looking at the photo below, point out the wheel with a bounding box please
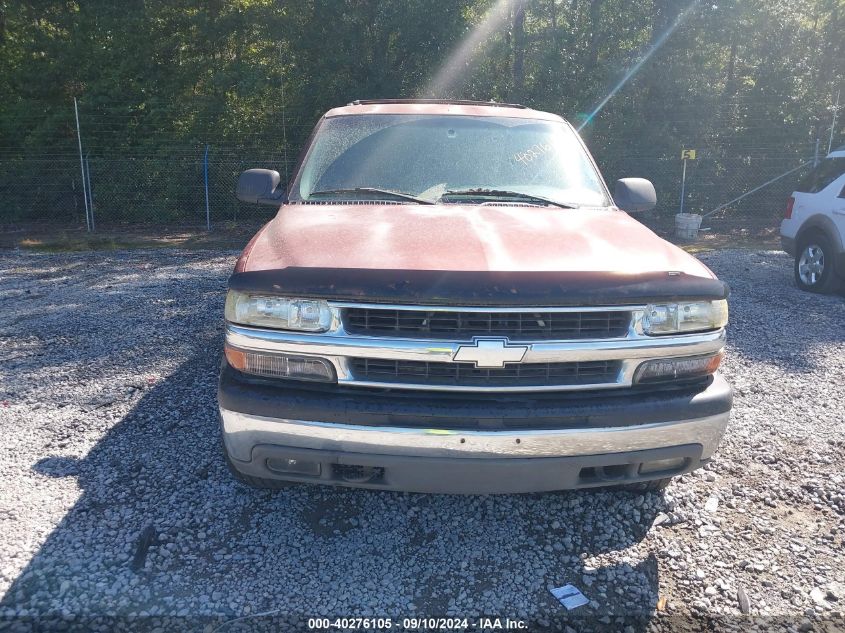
[223,445,299,489]
[609,477,672,493]
[794,232,841,294]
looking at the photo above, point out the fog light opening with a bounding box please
[639,457,687,475]
[266,457,322,477]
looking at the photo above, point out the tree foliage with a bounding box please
[0,0,842,223]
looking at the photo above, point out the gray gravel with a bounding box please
[0,248,843,631]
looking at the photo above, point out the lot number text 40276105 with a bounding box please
[307,617,529,630]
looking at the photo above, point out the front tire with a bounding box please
[794,233,841,294]
[609,477,672,493]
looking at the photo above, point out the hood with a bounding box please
[240,203,714,279]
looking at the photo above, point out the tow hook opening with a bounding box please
[579,464,631,483]
[578,457,689,485]
[331,464,385,484]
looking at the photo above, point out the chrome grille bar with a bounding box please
[343,307,631,340]
[348,358,621,387]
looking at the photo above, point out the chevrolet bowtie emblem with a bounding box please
[452,339,529,368]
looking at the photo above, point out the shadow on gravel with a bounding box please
[3,342,663,631]
[1,350,666,631]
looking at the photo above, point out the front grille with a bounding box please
[343,308,631,340]
[349,358,621,387]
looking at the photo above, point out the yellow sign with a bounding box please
[681,149,697,160]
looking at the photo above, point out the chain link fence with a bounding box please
[0,147,297,229]
[599,152,807,229]
[0,143,815,233]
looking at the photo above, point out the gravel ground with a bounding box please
[0,248,843,632]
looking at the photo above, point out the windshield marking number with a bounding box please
[514,142,552,165]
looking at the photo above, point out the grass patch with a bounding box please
[651,218,782,253]
[675,230,781,254]
[3,225,260,252]
[19,236,157,252]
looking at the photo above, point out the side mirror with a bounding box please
[614,178,657,213]
[237,169,285,205]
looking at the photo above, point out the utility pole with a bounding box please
[73,97,91,232]
[280,43,289,183]
[204,144,211,231]
[85,154,94,231]
[828,88,840,155]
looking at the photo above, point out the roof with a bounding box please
[829,144,845,157]
[349,99,528,109]
[324,99,565,122]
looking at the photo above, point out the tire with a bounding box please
[223,445,299,490]
[609,477,672,493]
[794,232,841,294]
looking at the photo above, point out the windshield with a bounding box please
[796,157,845,194]
[290,114,609,207]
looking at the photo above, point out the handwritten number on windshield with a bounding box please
[514,142,552,165]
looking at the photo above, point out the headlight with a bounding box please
[225,291,332,332]
[642,300,728,335]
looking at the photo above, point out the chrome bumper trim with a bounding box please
[226,323,725,362]
[220,408,730,463]
[329,302,639,313]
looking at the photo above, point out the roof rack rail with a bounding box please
[347,99,527,109]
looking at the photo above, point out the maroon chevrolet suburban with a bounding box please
[218,99,731,494]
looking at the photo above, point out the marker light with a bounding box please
[225,345,336,382]
[634,352,723,384]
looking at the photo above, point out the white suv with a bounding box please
[780,146,845,293]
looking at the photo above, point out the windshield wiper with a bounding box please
[309,187,435,205]
[440,188,579,209]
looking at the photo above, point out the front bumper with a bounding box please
[219,370,732,494]
[781,235,796,256]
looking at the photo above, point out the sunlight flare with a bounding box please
[423,0,513,98]
[578,1,700,131]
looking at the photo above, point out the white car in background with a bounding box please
[781,146,845,293]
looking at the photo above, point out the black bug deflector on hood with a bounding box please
[228,268,729,306]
